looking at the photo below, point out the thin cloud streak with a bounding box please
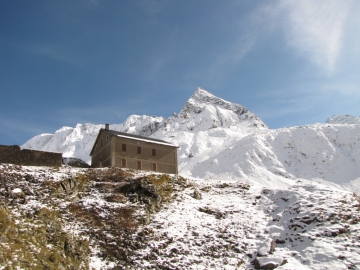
[0,116,52,137]
[281,0,353,75]
[6,39,84,67]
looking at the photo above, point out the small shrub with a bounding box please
[148,174,171,187]
[0,207,89,269]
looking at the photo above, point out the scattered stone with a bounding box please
[11,188,24,197]
[269,240,276,254]
[254,257,284,269]
[192,189,202,200]
[258,240,276,256]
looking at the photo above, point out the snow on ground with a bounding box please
[135,177,360,269]
[1,164,360,269]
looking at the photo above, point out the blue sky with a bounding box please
[1,0,359,145]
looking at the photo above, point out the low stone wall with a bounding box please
[0,145,62,167]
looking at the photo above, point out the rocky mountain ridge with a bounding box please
[326,114,360,125]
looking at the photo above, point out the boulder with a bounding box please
[192,189,202,200]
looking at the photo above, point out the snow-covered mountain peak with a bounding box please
[179,87,268,129]
[326,114,360,124]
[181,87,243,115]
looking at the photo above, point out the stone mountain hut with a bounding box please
[90,124,179,174]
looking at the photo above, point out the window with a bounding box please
[152,163,157,171]
[121,159,126,168]
[152,149,156,156]
[106,135,109,141]
[100,139,103,146]
[122,144,126,152]
[137,161,141,170]
[137,146,141,154]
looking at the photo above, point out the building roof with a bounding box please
[90,129,178,156]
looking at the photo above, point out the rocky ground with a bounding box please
[1,164,360,269]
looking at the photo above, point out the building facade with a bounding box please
[90,125,178,174]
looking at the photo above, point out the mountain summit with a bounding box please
[178,88,267,130]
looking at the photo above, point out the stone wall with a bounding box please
[0,145,62,167]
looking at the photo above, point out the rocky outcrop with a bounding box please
[62,157,90,168]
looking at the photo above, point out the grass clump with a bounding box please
[147,174,173,203]
[0,206,89,270]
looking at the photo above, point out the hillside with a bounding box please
[1,165,359,269]
[22,88,360,194]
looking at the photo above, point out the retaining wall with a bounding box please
[0,145,62,167]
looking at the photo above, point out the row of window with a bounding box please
[121,144,157,156]
[121,159,157,171]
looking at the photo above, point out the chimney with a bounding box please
[105,123,109,130]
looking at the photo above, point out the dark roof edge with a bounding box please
[90,129,178,156]
[102,129,178,147]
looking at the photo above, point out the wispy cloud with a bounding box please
[218,1,353,76]
[135,0,166,17]
[29,44,82,67]
[209,35,257,77]
[280,0,353,75]
[143,54,172,81]
[0,115,52,139]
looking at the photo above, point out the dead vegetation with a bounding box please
[0,204,89,269]
[0,164,187,268]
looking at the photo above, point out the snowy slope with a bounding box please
[143,177,360,270]
[21,88,360,194]
[2,164,360,269]
[179,123,360,194]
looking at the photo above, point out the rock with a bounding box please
[258,240,276,256]
[254,257,284,269]
[192,231,199,237]
[269,240,276,254]
[275,238,285,244]
[23,185,35,196]
[128,193,138,203]
[11,188,24,198]
[62,157,90,168]
[192,189,202,200]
